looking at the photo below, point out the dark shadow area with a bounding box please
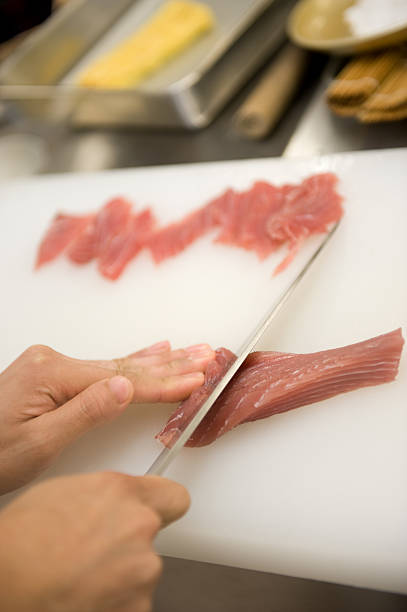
[155,557,407,612]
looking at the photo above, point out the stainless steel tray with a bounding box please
[0,0,294,129]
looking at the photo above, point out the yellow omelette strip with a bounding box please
[78,0,215,89]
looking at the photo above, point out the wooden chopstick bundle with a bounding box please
[360,56,407,122]
[326,47,407,123]
[327,50,401,106]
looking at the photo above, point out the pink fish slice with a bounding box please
[146,222,340,476]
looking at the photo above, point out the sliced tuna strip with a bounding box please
[156,347,237,448]
[35,213,93,269]
[35,197,153,279]
[213,183,284,258]
[147,200,219,264]
[98,208,156,280]
[67,197,133,264]
[35,172,343,278]
[35,197,133,268]
[268,173,344,274]
[147,172,343,273]
[156,329,404,448]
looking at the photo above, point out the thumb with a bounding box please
[40,376,133,451]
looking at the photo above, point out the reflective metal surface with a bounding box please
[0,50,326,178]
[0,0,298,128]
[156,557,407,612]
[1,54,405,180]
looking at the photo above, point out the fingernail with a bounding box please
[185,343,211,354]
[183,372,204,382]
[191,348,214,359]
[148,341,170,353]
[109,376,132,403]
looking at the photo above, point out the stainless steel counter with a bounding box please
[1,51,325,177]
[1,55,406,181]
[156,557,407,612]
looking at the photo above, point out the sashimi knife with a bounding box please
[146,223,340,476]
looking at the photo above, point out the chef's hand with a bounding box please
[0,341,214,495]
[0,472,189,612]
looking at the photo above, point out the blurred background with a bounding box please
[0,0,406,181]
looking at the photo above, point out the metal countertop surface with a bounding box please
[0,51,406,612]
[1,54,405,179]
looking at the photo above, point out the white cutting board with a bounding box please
[0,149,406,594]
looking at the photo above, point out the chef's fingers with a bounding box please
[126,344,213,367]
[49,346,209,402]
[131,372,204,403]
[38,376,134,453]
[132,476,190,527]
[128,341,171,358]
[149,352,215,377]
[126,348,187,367]
[39,372,203,452]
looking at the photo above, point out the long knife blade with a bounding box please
[146,223,339,476]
